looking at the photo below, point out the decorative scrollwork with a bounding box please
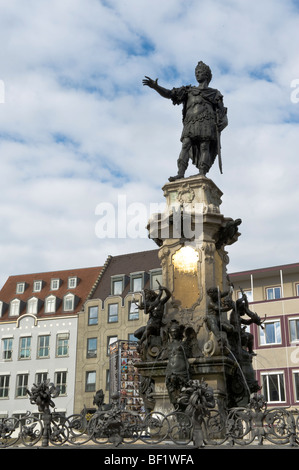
[2,393,299,447]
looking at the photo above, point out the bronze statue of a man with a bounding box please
[143,61,228,180]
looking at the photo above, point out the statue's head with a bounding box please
[144,288,158,301]
[207,287,218,300]
[195,61,212,84]
[169,320,185,340]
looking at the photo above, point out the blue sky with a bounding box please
[0,0,299,286]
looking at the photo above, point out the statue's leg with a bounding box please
[168,138,191,182]
[198,141,211,175]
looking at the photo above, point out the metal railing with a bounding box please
[1,402,299,448]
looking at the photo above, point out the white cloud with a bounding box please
[0,0,299,286]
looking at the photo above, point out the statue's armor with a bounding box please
[181,88,217,142]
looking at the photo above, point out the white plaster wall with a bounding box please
[0,313,78,418]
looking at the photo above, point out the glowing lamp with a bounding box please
[173,246,199,274]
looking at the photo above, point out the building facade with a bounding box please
[230,262,299,410]
[74,249,161,414]
[2,252,299,418]
[0,266,102,419]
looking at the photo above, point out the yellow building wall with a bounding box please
[74,295,148,414]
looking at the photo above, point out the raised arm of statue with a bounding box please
[142,76,172,99]
[155,280,171,305]
[160,285,172,305]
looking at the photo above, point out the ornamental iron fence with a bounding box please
[1,399,299,448]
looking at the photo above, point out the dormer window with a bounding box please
[45,295,57,313]
[33,281,42,292]
[64,293,75,311]
[130,273,144,292]
[112,279,123,295]
[51,279,60,290]
[150,269,162,290]
[68,277,78,289]
[27,297,38,314]
[9,299,20,316]
[111,275,126,295]
[16,283,25,294]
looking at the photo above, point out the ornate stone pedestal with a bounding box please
[136,175,256,415]
[147,175,240,348]
[138,356,236,415]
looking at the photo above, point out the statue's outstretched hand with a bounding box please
[142,76,158,89]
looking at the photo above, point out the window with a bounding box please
[107,336,118,355]
[68,277,77,289]
[9,299,20,317]
[37,335,50,358]
[128,301,139,321]
[150,270,162,290]
[260,320,281,345]
[16,282,25,294]
[2,338,13,360]
[51,279,60,290]
[112,277,124,295]
[85,371,96,392]
[56,333,69,357]
[290,318,299,342]
[131,275,143,292]
[55,371,67,395]
[33,281,42,292]
[27,297,38,314]
[237,289,253,303]
[19,336,31,359]
[261,372,285,403]
[128,333,138,342]
[0,375,10,398]
[16,374,29,397]
[88,306,98,325]
[108,303,118,323]
[35,372,48,385]
[294,372,299,401]
[87,338,97,358]
[266,287,281,300]
[45,295,56,313]
[64,293,74,311]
